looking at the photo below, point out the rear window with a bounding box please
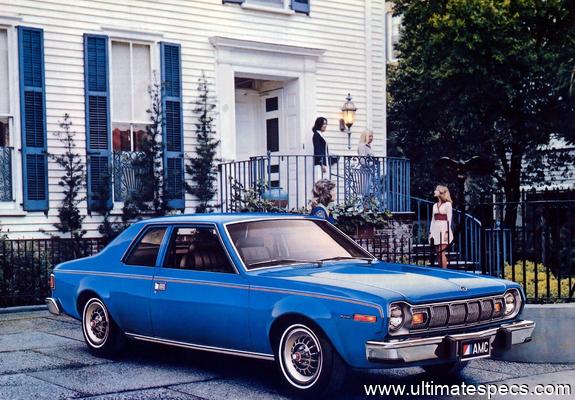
[124,227,166,267]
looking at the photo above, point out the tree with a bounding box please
[388,0,575,227]
[50,114,86,241]
[186,73,220,213]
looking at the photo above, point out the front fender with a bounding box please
[250,290,386,368]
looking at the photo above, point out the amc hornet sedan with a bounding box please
[46,214,535,396]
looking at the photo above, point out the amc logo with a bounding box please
[462,340,490,356]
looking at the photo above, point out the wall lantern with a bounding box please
[339,93,357,149]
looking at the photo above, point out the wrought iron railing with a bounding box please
[0,237,105,307]
[112,151,153,202]
[0,147,12,201]
[409,194,483,272]
[217,154,410,212]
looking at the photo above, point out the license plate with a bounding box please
[459,338,491,360]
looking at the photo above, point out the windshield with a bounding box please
[226,219,373,270]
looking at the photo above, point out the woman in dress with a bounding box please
[310,179,336,224]
[429,185,453,268]
[312,117,329,182]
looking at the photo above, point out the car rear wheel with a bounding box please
[276,323,347,397]
[422,361,468,377]
[81,297,125,357]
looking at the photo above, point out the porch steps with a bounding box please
[410,243,481,272]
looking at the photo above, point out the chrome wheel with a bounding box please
[83,299,109,348]
[280,325,323,388]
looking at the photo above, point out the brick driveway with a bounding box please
[1,310,574,400]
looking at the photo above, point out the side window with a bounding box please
[124,227,166,266]
[164,227,235,273]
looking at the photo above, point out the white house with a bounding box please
[0,0,392,238]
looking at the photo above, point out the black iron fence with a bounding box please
[0,238,105,307]
[472,190,575,303]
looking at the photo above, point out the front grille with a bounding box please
[413,296,505,332]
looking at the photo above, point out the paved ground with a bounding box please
[1,310,574,400]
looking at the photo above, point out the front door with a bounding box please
[150,225,251,351]
[262,90,283,188]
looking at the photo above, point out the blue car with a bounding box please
[46,214,535,396]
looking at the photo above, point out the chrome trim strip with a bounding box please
[146,277,384,317]
[125,333,275,361]
[222,217,376,273]
[57,270,154,280]
[45,297,61,315]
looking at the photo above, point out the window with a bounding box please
[124,227,166,266]
[110,40,152,202]
[164,227,235,273]
[227,219,371,270]
[224,0,309,14]
[248,0,285,7]
[111,41,151,153]
[0,28,13,202]
[386,13,403,61]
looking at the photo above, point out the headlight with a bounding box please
[504,290,519,316]
[389,304,404,331]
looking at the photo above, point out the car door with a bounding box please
[114,225,168,336]
[149,224,251,351]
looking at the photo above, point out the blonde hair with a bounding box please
[358,130,374,145]
[436,185,453,203]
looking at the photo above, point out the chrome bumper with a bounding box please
[45,297,62,316]
[366,320,535,363]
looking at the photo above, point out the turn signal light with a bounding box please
[412,312,427,326]
[494,301,502,314]
[49,274,55,290]
[353,314,377,323]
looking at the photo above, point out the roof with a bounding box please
[136,212,315,225]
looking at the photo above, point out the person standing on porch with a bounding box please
[357,129,375,157]
[310,179,336,224]
[312,117,330,182]
[429,185,454,268]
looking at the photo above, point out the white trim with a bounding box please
[209,36,325,59]
[0,25,22,211]
[100,26,164,42]
[365,0,373,128]
[240,2,296,15]
[0,15,23,28]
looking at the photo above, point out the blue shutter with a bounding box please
[18,27,48,211]
[161,42,185,210]
[292,0,310,14]
[84,34,112,211]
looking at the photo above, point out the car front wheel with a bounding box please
[81,297,125,357]
[277,323,347,397]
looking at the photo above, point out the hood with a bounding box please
[255,261,510,304]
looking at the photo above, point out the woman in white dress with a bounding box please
[429,185,453,268]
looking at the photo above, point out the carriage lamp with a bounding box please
[339,93,357,149]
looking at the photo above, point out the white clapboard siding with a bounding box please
[0,0,387,238]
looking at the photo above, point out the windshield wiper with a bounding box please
[248,259,320,268]
[319,256,374,264]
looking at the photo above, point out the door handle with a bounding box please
[154,281,167,292]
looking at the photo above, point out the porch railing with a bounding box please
[410,195,483,272]
[217,154,410,212]
[0,147,12,201]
